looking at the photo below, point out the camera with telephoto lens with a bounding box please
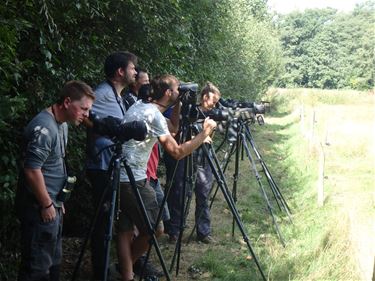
[188,106,230,123]
[219,98,269,115]
[178,82,230,123]
[217,99,270,127]
[89,112,148,142]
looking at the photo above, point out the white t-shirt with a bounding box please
[120,100,170,182]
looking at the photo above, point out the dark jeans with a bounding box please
[164,154,213,238]
[149,178,170,221]
[87,169,111,281]
[18,205,63,281]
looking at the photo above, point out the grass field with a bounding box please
[164,88,375,281]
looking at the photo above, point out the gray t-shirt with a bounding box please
[120,100,170,182]
[86,81,125,170]
[23,110,68,206]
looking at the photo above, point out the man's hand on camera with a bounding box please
[203,136,213,144]
[203,117,217,136]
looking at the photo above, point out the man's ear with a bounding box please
[63,97,71,108]
[117,67,125,77]
[166,88,172,97]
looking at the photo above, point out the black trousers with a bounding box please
[86,169,111,280]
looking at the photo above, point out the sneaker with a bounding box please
[197,235,216,244]
[133,256,164,278]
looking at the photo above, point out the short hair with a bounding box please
[135,67,148,81]
[150,74,179,101]
[200,82,221,99]
[129,67,148,91]
[57,80,95,104]
[104,51,138,79]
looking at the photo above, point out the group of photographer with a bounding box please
[16,51,221,281]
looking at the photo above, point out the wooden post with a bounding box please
[311,109,316,140]
[317,142,325,207]
[309,109,316,151]
[300,104,304,135]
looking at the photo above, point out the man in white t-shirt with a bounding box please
[117,75,216,281]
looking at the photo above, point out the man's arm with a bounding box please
[23,122,57,222]
[24,168,56,222]
[159,117,216,160]
[166,102,181,136]
[24,168,51,207]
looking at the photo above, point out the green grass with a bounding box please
[195,88,374,280]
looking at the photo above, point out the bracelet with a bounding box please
[43,202,53,209]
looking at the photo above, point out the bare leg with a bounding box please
[131,225,164,263]
[117,231,134,281]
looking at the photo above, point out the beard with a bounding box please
[125,74,136,85]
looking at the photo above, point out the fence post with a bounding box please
[300,104,305,135]
[317,142,325,207]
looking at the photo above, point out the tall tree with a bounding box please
[277,3,375,90]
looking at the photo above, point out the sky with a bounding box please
[267,0,367,14]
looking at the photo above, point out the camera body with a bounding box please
[178,83,198,105]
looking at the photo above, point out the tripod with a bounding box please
[243,123,292,218]
[191,125,267,281]
[232,119,287,246]
[199,117,292,248]
[71,142,171,281]
[162,118,267,280]
[164,118,196,276]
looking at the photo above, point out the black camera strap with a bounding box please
[52,104,68,178]
[106,79,125,117]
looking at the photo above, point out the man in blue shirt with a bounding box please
[86,51,137,281]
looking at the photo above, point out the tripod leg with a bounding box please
[186,142,235,244]
[240,133,286,247]
[103,158,121,281]
[170,153,195,275]
[122,162,171,281]
[245,125,293,222]
[71,159,115,281]
[232,130,241,237]
[200,143,267,281]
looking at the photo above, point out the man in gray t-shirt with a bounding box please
[16,81,94,281]
[117,75,217,281]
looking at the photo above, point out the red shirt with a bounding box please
[146,143,159,180]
